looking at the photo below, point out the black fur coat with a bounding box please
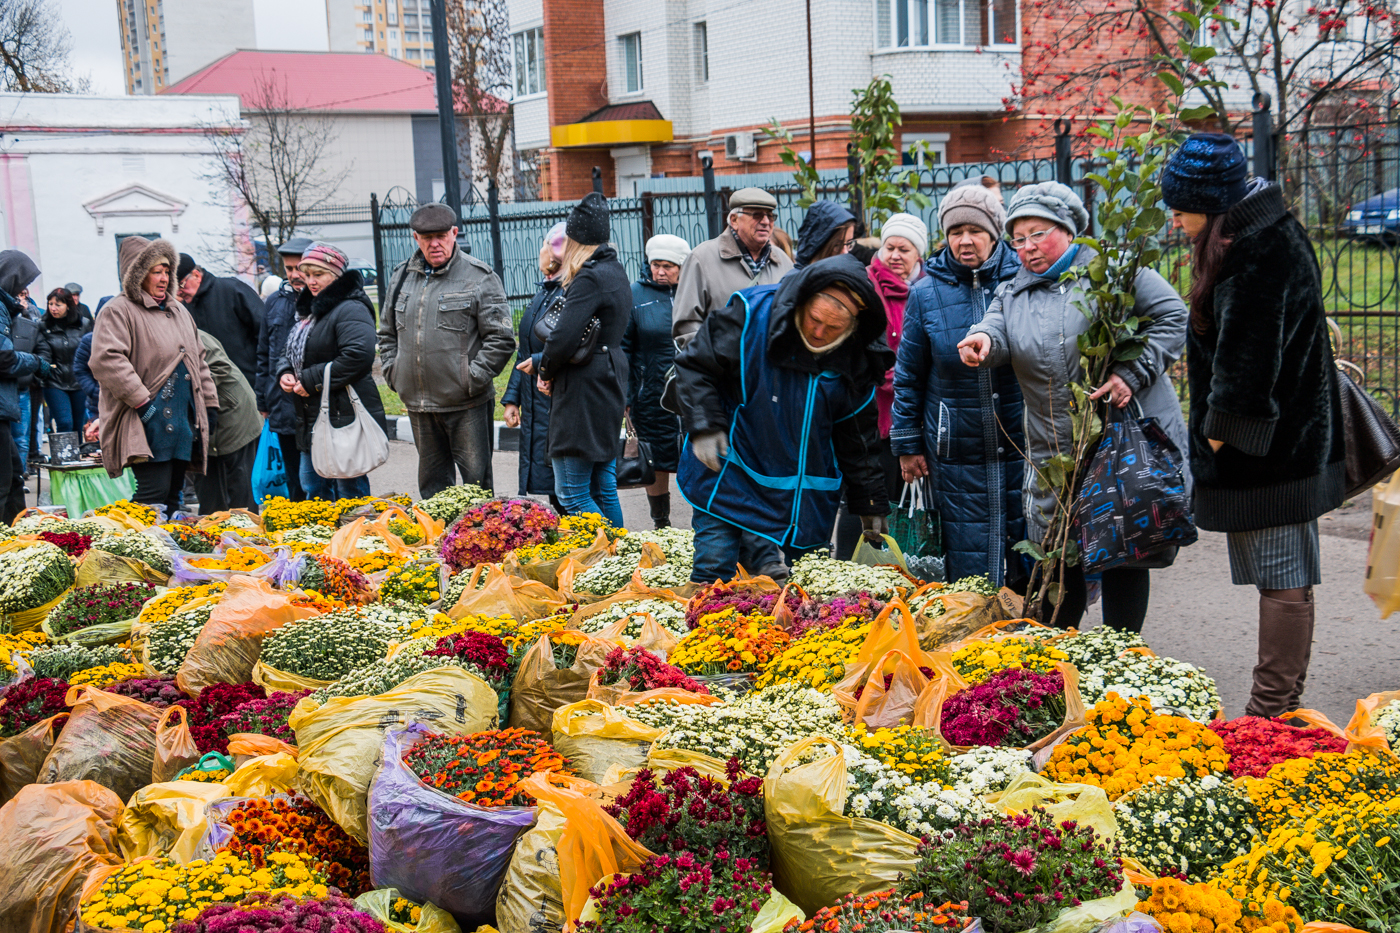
[1186,183,1346,532]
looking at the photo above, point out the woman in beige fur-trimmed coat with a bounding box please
[90,236,218,517]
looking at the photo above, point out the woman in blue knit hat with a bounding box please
[1163,132,1345,719]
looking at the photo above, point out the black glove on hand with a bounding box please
[205,407,219,439]
[137,398,157,423]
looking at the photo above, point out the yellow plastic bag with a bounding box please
[763,736,919,915]
[40,685,161,803]
[495,803,567,933]
[503,527,614,589]
[289,667,498,844]
[73,547,169,589]
[196,508,265,534]
[223,752,299,797]
[449,564,570,623]
[151,705,200,784]
[177,575,315,695]
[1344,689,1400,757]
[910,586,1014,651]
[116,779,231,862]
[0,712,66,806]
[551,700,665,784]
[0,780,125,933]
[508,632,621,734]
[251,658,336,693]
[586,669,723,708]
[5,590,70,634]
[519,771,654,931]
[986,771,1119,842]
[354,888,462,933]
[1364,470,1400,616]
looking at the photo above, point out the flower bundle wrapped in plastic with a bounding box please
[91,531,173,576]
[159,523,218,553]
[786,892,971,933]
[95,498,159,525]
[173,680,267,754]
[895,808,1124,933]
[788,590,885,639]
[949,636,1068,685]
[69,660,146,687]
[138,583,226,628]
[0,676,69,737]
[1043,694,1230,799]
[105,675,185,706]
[27,642,132,681]
[684,579,802,630]
[790,550,909,600]
[36,529,93,557]
[378,560,442,605]
[578,598,687,638]
[309,630,512,705]
[171,892,386,933]
[416,483,491,524]
[606,758,766,864]
[1208,715,1348,778]
[288,590,346,614]
[218,690,310,744]
[1084,654,1222,721]
[579,852,775,933]
[907,574,997,618]
[940,667,1066,748]
[259,608,399,682]
[1375,698,1400,754]
[1116,773,1260,882]
[402,727,570,806]
[261,496,342,531]
[599,646,709,694]
[46,581,156,638]
[348,549,403,575]
[1053,626,1149,670]
[1239,751,1400,833]
[511,511,613,563]
[942,746,1034,795]
[296,554,374,604]
[188,545,276,572]
[848,723,946,785]
[1134,878,1301,933]
[670,607,789,676]
[755,617,872,691]
[438,497,558,571]
[0,629,46,679]
[222,794,371,894]
[146,600,216,673]
[80,849,330,931]
[0,540,76,613]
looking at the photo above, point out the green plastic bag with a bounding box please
[49,467,136,521]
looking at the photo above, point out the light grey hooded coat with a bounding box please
[967,247,1191,541]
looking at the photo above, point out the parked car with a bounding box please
[1343,188,1400,240]
[349,259,378,287]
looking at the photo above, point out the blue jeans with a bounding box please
[551,457,624,528]
[10,391,28,464]
[299,454,370,501]
[689,509,786,585]
[43,387,85,433]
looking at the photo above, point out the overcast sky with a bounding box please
[59,0,330,96]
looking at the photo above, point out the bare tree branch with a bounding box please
[0,0,85,93]
[447,0,514,200]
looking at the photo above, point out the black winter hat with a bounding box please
[1162,133,1250,215]
[176,252,197,280]
[566,192,611,245]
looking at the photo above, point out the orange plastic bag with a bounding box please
[175,575,316,695]
[596,612,680,658]
[151,705,199,784]
[0,712,67,806]
[945,617,1062,654]
[40,685,161,802]
[449,564,570,623]
[519,770,654,931]
[831,601,940,720]
[225,732,297,759]
[509,632,621,734]
[917,661,1087,757]
[327,517,415,561]
[195,508,266,534]
[1343,690,1400,757]
[504,527,614,589]
[0,780,125,933]
[843,649,961,730]
[586,668,722,708]
[908,584,1012,651]
[561,546,689,607]
[365,505,445,549]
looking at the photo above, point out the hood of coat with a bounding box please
[926,239,1021,288]
[118,236,178,304]
[0,250,39,301]
[1224,181,1287,239]
[795,201,858,268]
[296,268,372,320]
[636,269,676,295]
[766,253,892,381]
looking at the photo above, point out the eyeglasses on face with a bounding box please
[737,208,776,222]
[1007,228,1054,250]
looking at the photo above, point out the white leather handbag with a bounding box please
[310,362,390,479]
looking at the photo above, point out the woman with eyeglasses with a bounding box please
[957,182,1190,632]
[793,200,857,270]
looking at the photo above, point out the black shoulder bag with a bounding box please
[532,289,600,365]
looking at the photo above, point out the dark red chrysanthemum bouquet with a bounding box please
[218,690,311,744]
[438,498,559,571]
[580,852,774,933]
[404,728,571,807]
[940,668,1066,748]
[684,580,803,630]
[598,646,710,694]
[37,530,93,558]
[789,590,886,639]
[897,809,1123,933]
[46,582,156,637]
[0,676,70,737]
[175,681,267,754]
[105,676,186,707]
[1208,715,1348,778]
[423,630,512,691]
[172,893,384,933]
[606,758,766,866]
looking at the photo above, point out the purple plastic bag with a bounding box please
[167,532,301,588]
[369,725,538,928]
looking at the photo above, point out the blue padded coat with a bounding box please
[890,242,1026,585]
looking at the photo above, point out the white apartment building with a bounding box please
[324,0,439,67]
[117,0,258,94]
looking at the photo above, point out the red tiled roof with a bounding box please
[579,101,666,122]
[163,49,502,114]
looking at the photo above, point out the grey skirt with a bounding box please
[1226,520,1321,589]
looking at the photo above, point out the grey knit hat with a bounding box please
[1005,182,1090,235]
[938,184,1006,238]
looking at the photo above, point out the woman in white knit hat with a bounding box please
[624,233,693,527]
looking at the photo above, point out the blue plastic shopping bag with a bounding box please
[251,423,289,505]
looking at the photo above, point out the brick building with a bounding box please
[508,0,1024,200]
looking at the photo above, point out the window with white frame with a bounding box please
[620,32,643,93]
[694,22,709,83]
[902,132,949,166]
[513,27,545,96]
[876,0,1017,47]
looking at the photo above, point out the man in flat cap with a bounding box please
[377,203,515,498]
[672,186,793,350]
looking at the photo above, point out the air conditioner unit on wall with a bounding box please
[725,132,758,161]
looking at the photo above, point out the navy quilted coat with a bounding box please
[890,242,1026,584]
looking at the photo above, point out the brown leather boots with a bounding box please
[1244,589,1316,719]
